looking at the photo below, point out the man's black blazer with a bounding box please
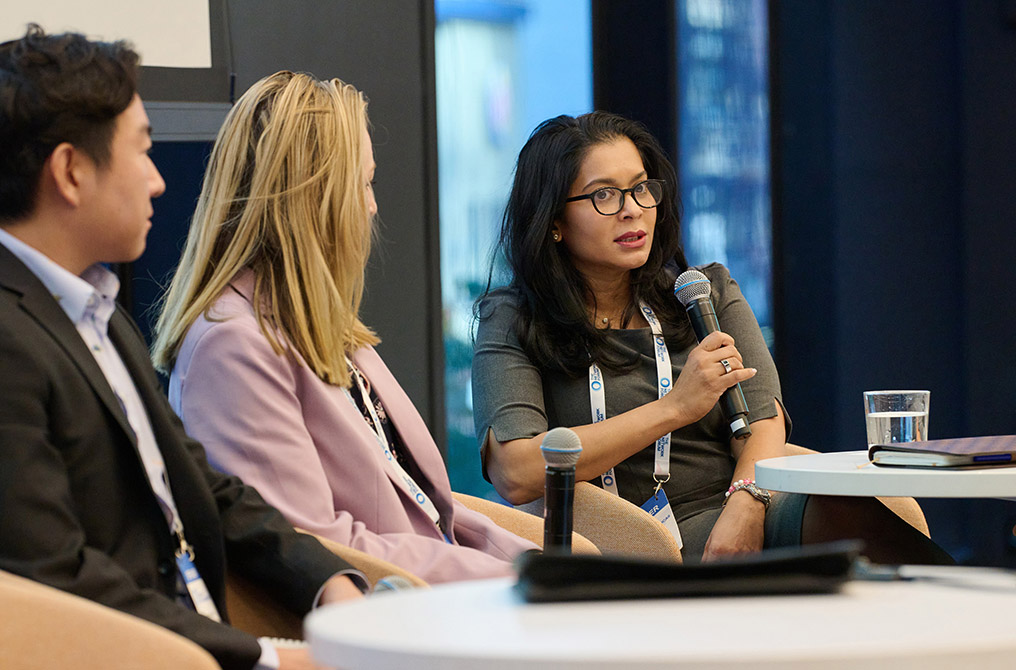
[0,244,355,670]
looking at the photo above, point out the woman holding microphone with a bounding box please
[472,111,950,564]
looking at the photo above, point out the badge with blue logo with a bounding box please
[176,550,221,621]
[640,489,683,550]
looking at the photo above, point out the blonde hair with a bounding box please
[151,70,378,387]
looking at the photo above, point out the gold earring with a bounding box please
[552,230,562,242]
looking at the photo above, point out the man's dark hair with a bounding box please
[0,24,140,222]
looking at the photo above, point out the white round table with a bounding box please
[755,450,1016,498]
[306,572,1016,669]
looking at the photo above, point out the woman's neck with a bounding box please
[585,271,637,328]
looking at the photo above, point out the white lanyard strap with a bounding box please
[345,359,442,527]
[641,303,674,487]
[589,302,673,496]
[588,363,618,495]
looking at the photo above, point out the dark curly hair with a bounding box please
[0,24,140,222]
[478,111,692,376]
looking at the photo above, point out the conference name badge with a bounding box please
[640,489,683,550]
[176,551,222,621]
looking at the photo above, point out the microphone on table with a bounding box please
[540,427,582,554]
[674,269,752,440]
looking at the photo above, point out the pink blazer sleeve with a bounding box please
[170,294,535,584]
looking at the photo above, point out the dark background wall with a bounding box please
[772,0,1016,565]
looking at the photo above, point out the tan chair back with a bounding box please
[452,491,600,555]
[518,482,684,563]
[0,570,218,670]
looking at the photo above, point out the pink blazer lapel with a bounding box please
[350,347,456,519]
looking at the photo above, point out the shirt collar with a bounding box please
[0,226,121,325]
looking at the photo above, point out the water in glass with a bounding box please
[866,410,928,446]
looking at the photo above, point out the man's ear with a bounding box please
[45,142,90,208]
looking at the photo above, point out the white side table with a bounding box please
[307,572,1016,670]
[755,450,1016,498]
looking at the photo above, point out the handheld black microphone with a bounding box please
[540,427,582,554]
[674,269,752,439]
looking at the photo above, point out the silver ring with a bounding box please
[720,359,732,374]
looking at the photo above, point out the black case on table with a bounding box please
[514,540,862,603]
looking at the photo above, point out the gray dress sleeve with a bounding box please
[471,291,549,476]
[704,263,792,436]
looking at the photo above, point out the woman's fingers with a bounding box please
[698,332,744,366]
[723,366,757,388]
[667,332,757,425]
[712,344,756,390]
[715,355,755,387]
[698,330,734,352]
[705,358,755,392]
[687,335,756,392]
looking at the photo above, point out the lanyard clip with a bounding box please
[174,527,195,561]
[653,473,670,495]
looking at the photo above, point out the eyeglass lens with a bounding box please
[592,180,663,215]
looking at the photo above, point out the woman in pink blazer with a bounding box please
[152,71,536,583]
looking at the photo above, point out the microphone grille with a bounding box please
[540,427,582,468]
[674,269,711,306]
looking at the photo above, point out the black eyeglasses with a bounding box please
[565,179,665,216]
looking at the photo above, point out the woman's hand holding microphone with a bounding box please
[664,330,756,428]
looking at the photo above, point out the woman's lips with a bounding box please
[614,230,647,248]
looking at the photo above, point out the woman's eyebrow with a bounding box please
[578,170,648,192]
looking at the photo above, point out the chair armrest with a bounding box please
[304,531,430,588]
[785,443,931,538]
[226,571,304,640]
[0,570,218,670]
[226,530,430,640]
[452,491,600,555]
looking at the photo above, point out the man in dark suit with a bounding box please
[0,26,364,670]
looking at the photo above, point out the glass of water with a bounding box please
[863,390,930,446]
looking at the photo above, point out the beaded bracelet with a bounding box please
[724,478,772,510]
